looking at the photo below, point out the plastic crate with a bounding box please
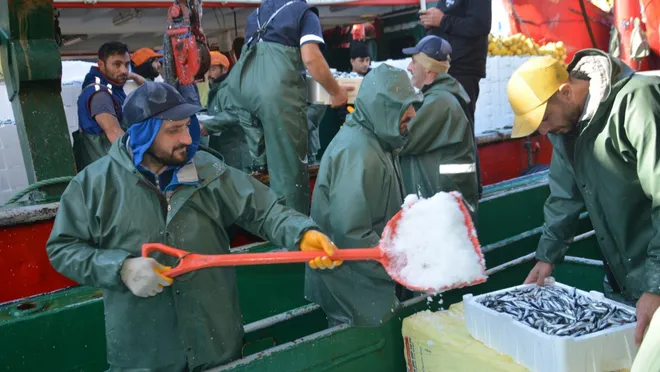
[463,282,638,372]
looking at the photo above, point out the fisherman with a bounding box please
[400,36,478,217]
[349,40,372,76]
[305,64,420,327]
[47,82,341,371]
[509,50,660,346]
[73,41,146,170]
[335,40,372,126]
[200,51,265,172]
[130,47,163,82]
[223,0,351,214]
[419,0,491,196]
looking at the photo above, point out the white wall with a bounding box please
[0,61,139,204]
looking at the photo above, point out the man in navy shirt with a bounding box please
[223,0,350,215]
[73,42,146,170]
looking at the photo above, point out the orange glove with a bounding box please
[300,230,343,269]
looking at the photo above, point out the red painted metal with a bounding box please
[0,220,77,304]
[479,134,552,185]
[0,137,553,305]
[166,1,211,84]
[613,0,649,70]
[504,0,611,63]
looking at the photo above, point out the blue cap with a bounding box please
[123,82,202,127]
[402,35,452,62]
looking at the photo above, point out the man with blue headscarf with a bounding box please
[46,82,342,371]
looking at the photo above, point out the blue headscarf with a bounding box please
[127,115,201,190]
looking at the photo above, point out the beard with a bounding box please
[148,145,188,167]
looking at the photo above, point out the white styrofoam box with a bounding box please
[463,282,638,372]
[475,56,532,134]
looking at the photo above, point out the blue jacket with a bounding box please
[77,67,127,134]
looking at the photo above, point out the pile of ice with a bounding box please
[383,192,487,292]
[305,70,363,79]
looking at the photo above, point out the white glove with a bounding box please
[120,257,173,298]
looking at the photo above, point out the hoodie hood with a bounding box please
[346,64,422,151]
[566,49,634,125]
[126,115,201,169]
[423,73,470,105]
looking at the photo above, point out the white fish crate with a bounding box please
[307,77,362,105]
[463,282,638,372]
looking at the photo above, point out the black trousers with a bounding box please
[453,74,483,198]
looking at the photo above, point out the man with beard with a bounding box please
[47,81,341,371]
[130,48,163,82]
[305,64,420,327]
[200,52,266,172]
[509,50,660,346]
[74,41,146,170]
[207,51,230,84]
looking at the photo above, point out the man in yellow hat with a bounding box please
[509,49,660,346]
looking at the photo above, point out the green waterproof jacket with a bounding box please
[307,104,327,163]
[304,65,422,326]
[537,49,660,300]
[47,135,317,370]
[399,74,479,213]
[202,81,255,171]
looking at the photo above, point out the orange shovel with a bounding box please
[142,192,482,292]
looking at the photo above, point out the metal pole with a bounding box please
[0,0,76,190]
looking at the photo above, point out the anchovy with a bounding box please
[307,71,364,79]
[478,286,636,337]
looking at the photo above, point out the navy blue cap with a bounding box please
[402,35,452,62]
[123,82,202,126]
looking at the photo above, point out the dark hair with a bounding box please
[98,42,129,61]
[232,37,245,58]
[350,41,370,59]
[569,69,590,81]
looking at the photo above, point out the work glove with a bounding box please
[120,257,173,298]
[300,230,343,270]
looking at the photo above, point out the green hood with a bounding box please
[346,64,422,151]
[566,49,635,128]
[422,73,470,104]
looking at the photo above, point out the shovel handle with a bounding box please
[142,243,384,278]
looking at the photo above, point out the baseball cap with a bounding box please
[123,82,202,126]
[131,48,163,66]
[507,56,569,138]
[210,51,230,68]
[402,35,452,61]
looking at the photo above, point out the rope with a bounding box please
[4,176,74,205]
[578,0,598,48]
